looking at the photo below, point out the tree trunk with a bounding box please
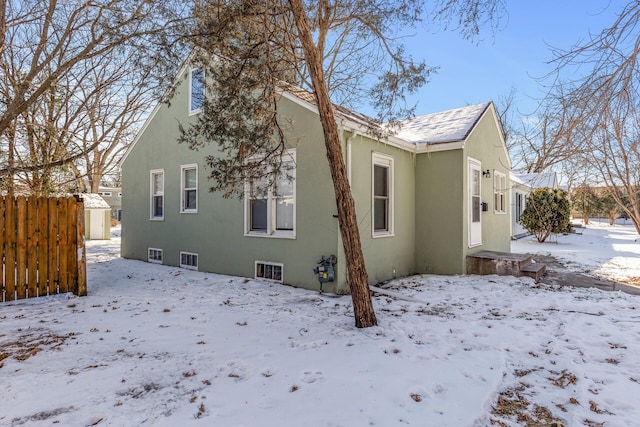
[288,0,377,328]
[0,0,6,56]
[7,125,14,197]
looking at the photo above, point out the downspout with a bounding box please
[338,120,358,186]
[336,122,360,294]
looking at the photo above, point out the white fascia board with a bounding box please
[280,90,320,115]
[280,90,417,153]
[338,121,415,153]
[415,140,465,153]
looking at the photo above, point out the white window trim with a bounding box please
[372,152,395,238]
[468,157,483,248]
[188,67,204,116]
[244,149,296,239]
[150,169,164,221]
[148,248,163,264]
[180,163,198,213]
[494,171,507,214]
[254,260,284,284]
[180,251,198,270]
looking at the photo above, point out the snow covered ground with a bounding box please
[513,219,640,286]
[1,222,639,426]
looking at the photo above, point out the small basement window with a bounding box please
[255,261,283,283]
[180,251,198,270]
[148,248,163,264]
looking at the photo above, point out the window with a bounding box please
[494,171,507,213]
[189,68,204,115]
[245,150,296,238]
[148,248,163,264]
[181,164,198,213]
[515,192,524,222]
[180,251,198,270]
[255,261,283,283]
[372,153,394,236]
[150,169,164,220]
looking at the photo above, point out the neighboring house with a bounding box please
[81,193,111,240]
[510,171,560,239]
[121,66,512,293]
[510,173,532,239]
[516,172,559,190]
[98,186,122,221]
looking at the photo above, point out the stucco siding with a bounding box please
[122,72,341,291]
[346,134,416,285]
[462,110,512,262]
[414,150,465,274]
[123,73,512,290]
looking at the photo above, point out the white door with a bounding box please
[90,210,104,240]
[468,158,482,247]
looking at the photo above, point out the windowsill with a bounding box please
[494,211,507,215]
[148,259,163,264]
[255,277,284,284]
[245,231,296,239]
[373,231,395,239]
[180,210,198,214]
[150,217,164,221]
[188,109,202,116]
[469,242,483,248]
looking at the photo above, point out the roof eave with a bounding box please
[415,140,465,153]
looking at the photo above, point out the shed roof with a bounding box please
[81,193,111,209]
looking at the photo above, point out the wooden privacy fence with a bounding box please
[1,196,87,302]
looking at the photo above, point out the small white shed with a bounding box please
[81,193,111,240]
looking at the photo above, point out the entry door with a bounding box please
[90,210,104,240]
[468,158,482,247]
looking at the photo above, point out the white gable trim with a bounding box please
[465,103,512,169]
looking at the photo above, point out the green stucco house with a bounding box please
[121,66,512,293]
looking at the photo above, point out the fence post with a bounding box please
[0,197,5,302]
[58,198,69,293]
[47,198,58,295]
[5,196,16,301]
[27,198,38,298]
[16,196,27,299]
[37,197,49,297]
[68,198,78,292]
[76,201,87,297]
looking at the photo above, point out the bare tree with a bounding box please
[0,0,188,189]
[547,1,640,233]
[587,104,640,232]
[181,0,503,327]
[68,53,158,194]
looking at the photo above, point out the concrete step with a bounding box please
[466,250,532,276]
[466,250,546,283]
[519,262,546,283]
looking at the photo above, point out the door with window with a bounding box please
[468,158,482,247]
